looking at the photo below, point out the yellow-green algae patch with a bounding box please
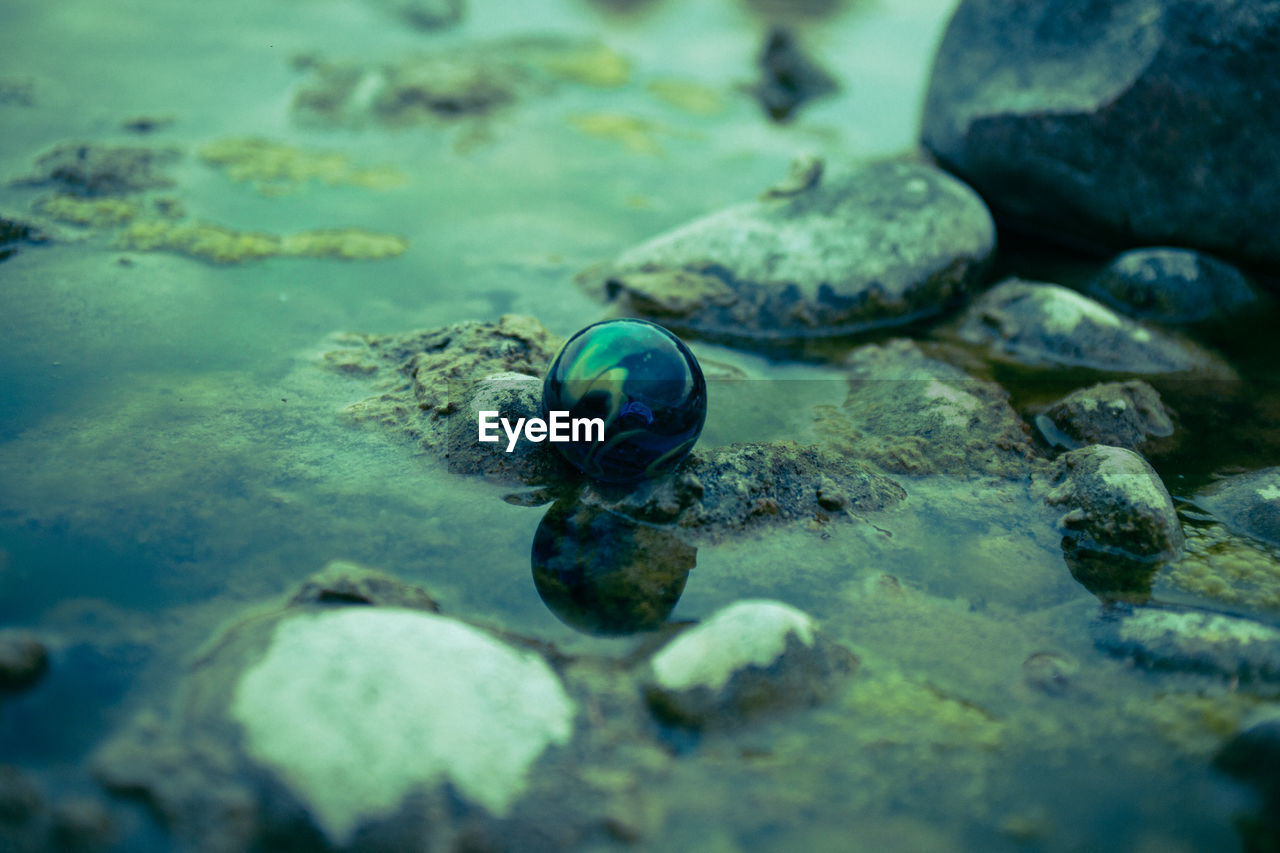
[119,220,408,263]
[568,113,670,154]
[198,138,407,196]
[1162,522,1280,609]
[646,79,725,115]
[34,195,141,227]
[537,43,630,87]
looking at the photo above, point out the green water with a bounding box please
[1,0,1276,850]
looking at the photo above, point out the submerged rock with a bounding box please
[1086,248,1260,325]
[14,143,179,196]
[0,630,49,690]
[816,339,1035,478]
[366,0,464,30]
[1215,708,1280,842]
[580,440,906,538]
[288,559,441,611]
[1197,467,1280,550]
[921,0,1280,271]
[960,278,1221,373]
[1045,445,1182,560]
[1034,380,1174,453]
[589,158,995,341]
[750,28,837,122]
[232,608,575,845]
[1094,607,1280,686]
[644,600,856,727]
[0,213,52,262]
[292,37,629,128]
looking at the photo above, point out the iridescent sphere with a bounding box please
[543,319,707,483]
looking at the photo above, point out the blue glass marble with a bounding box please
[543,319,707,483]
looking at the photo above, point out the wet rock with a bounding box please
[1045,445,1182,561]
[232,608,575,846]
[49,798,115,851]
[589,158,995,342]
[1086,248,1260,325]
[446,372,572,484]
[960,278,1222,374]
[921,0,1280,271]
[750,28,837,122]
[0,630,49,691]
[0,214,51,262]
[324,316,569,485]
[1094,606,1280,685]
[288,559,440,611]
[1197,467,1280,549]
[581,441,906,539]
[1214,708,1280,843]
[643,600,856,727]
[366,0,464,30]
[292,38,629,128]
[816,339,1036,478]
[0,765,42,826]
[14,144,179,196]
[1034,380,1174,453]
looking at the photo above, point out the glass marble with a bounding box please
[543,319,707,483]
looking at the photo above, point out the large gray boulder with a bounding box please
[587,158,995,341]
[922,0,1280,272]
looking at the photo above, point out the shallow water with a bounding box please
[2,0,1279,850]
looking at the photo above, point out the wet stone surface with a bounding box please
[1197,467,1280,550]
[324,315,567,484]
[1034,380,1175,454]
[1044,445,1183,561]
[922,0,1280,271]
[644,600,857,728]
[1085,248,1261,325]
[587,158,995,342]
[1094,607,1280,687]
[580,440,906,539]
[14,144,180,197]
[816,338,1036,478]
[959,278,1224,374]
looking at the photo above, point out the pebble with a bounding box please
[1034,380,1174,453]
[1086,248,1260,325]
[643,600,856,727]
[960,278,1221,374]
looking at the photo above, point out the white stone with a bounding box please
[652,600,815,692]
[232,609,574,845]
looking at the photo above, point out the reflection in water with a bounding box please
[531,497,695,636]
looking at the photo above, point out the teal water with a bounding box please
[1,0,1275,850]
